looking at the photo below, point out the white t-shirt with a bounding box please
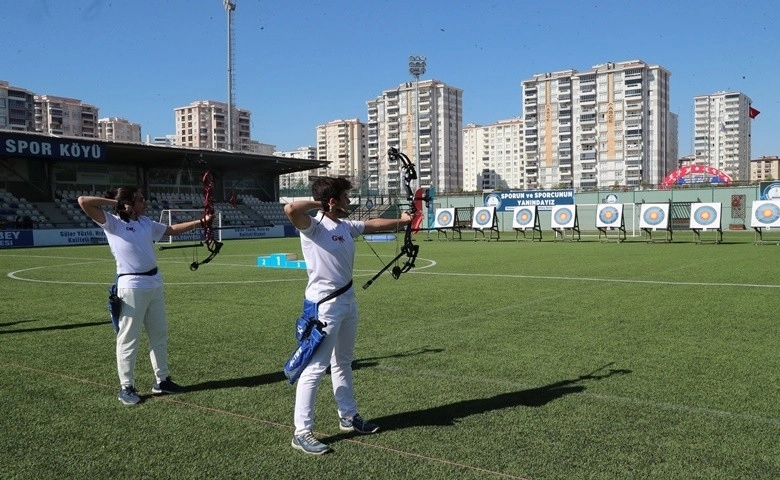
[97,213,168,288]
[299,214,365,303]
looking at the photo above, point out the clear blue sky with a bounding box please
[3,0,778,156]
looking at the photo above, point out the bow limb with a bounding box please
[362,147,419,288]
[189,169,224,271]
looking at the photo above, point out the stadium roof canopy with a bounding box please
[0,130,328,175]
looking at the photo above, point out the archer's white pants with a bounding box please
[294,300,359,436]
[116,287,169,387]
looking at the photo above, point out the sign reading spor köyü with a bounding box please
[1,132,105,161]
[483,189,574,212]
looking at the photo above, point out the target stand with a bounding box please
[512,205,542,242]
[596,204,626,243]
[639,202,673,243]
[750,200,780,245]
[753,226,780,245]
[551,205,580,242]
[690,202,723,244]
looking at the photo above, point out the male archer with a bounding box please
[283,176,412,455]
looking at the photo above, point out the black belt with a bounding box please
[117,267,158,278]
[317,280,353,306]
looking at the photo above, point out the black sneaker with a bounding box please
[339,414,379,434]
[151,376,183,394]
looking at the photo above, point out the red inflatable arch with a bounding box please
[661,165,732,188]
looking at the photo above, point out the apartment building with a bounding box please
[693,92,753,181]
[521,59,675,189]
[462,118,524,192]
[751,156,780,182]
[366,79,463,194]
[98,117,142,143]
[174,100,251,151]
[276,146,318,190]
[0,81,35,131]
[315,118,366,181]
[34,95,98,138]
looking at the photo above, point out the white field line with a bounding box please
[410,270,780,289]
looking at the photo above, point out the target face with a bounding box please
[693,206,717,225]
[643,206,665,225]
[474,208,492,226]
[689,203,721,229]
[639,204,669,229]
[750,201,780,227]
[435,208,454,228]
[551,206,576,228]
[513,207,534,227]
[596,204,622,227]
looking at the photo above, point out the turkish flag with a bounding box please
[749,106,760,119]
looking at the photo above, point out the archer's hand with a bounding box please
[399,211,414,225]
[202,213,214,224]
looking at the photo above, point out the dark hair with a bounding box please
[104,186,141,222]
[311,177,352,203]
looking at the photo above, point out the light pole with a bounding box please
[224,0,236,151]
[408,55,426,185]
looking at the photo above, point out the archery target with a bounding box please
[689,202,722,229]
[551,205,577,229]
[750,200,780,228]
[472,206,495,229]
[595,204,623,228]
[512,206,537,229]
[435,208,455,228]
[639,203,669,229]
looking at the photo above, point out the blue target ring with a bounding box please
[598,206,619,225]
[436,210,452,226]
[693,205,718,226]
[554,208,572,225]
[475,209,491,226]
[755,203,780,224]
[643,206,665,226]
[514,208,533,226]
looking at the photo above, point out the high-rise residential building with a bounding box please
[462,118,524,192]
[693,92,753,181]
[276,146,319,190]
[0,81,35,131]
[316,118,366,182]
[751,156,780,182]
[98,117,142,143]
[366,79,463,195]
[522,59,674,189]
[34,95,98,138]
[174,100,251,151]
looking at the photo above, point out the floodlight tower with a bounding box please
[408,55,426,184]
[224,0,236,151]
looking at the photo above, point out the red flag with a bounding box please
[749,106,760,119]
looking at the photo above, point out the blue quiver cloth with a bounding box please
[284,299,326,384]
[108,281,121,334]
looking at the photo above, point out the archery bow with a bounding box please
[362,147,420,289]
[189,169,223,271]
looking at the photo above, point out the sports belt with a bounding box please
[117,267,158,277]
[317,280,353,306]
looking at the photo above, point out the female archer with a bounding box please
[79,187,210,405]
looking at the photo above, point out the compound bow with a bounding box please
[362,147,420,289]
[189,169,223,271]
